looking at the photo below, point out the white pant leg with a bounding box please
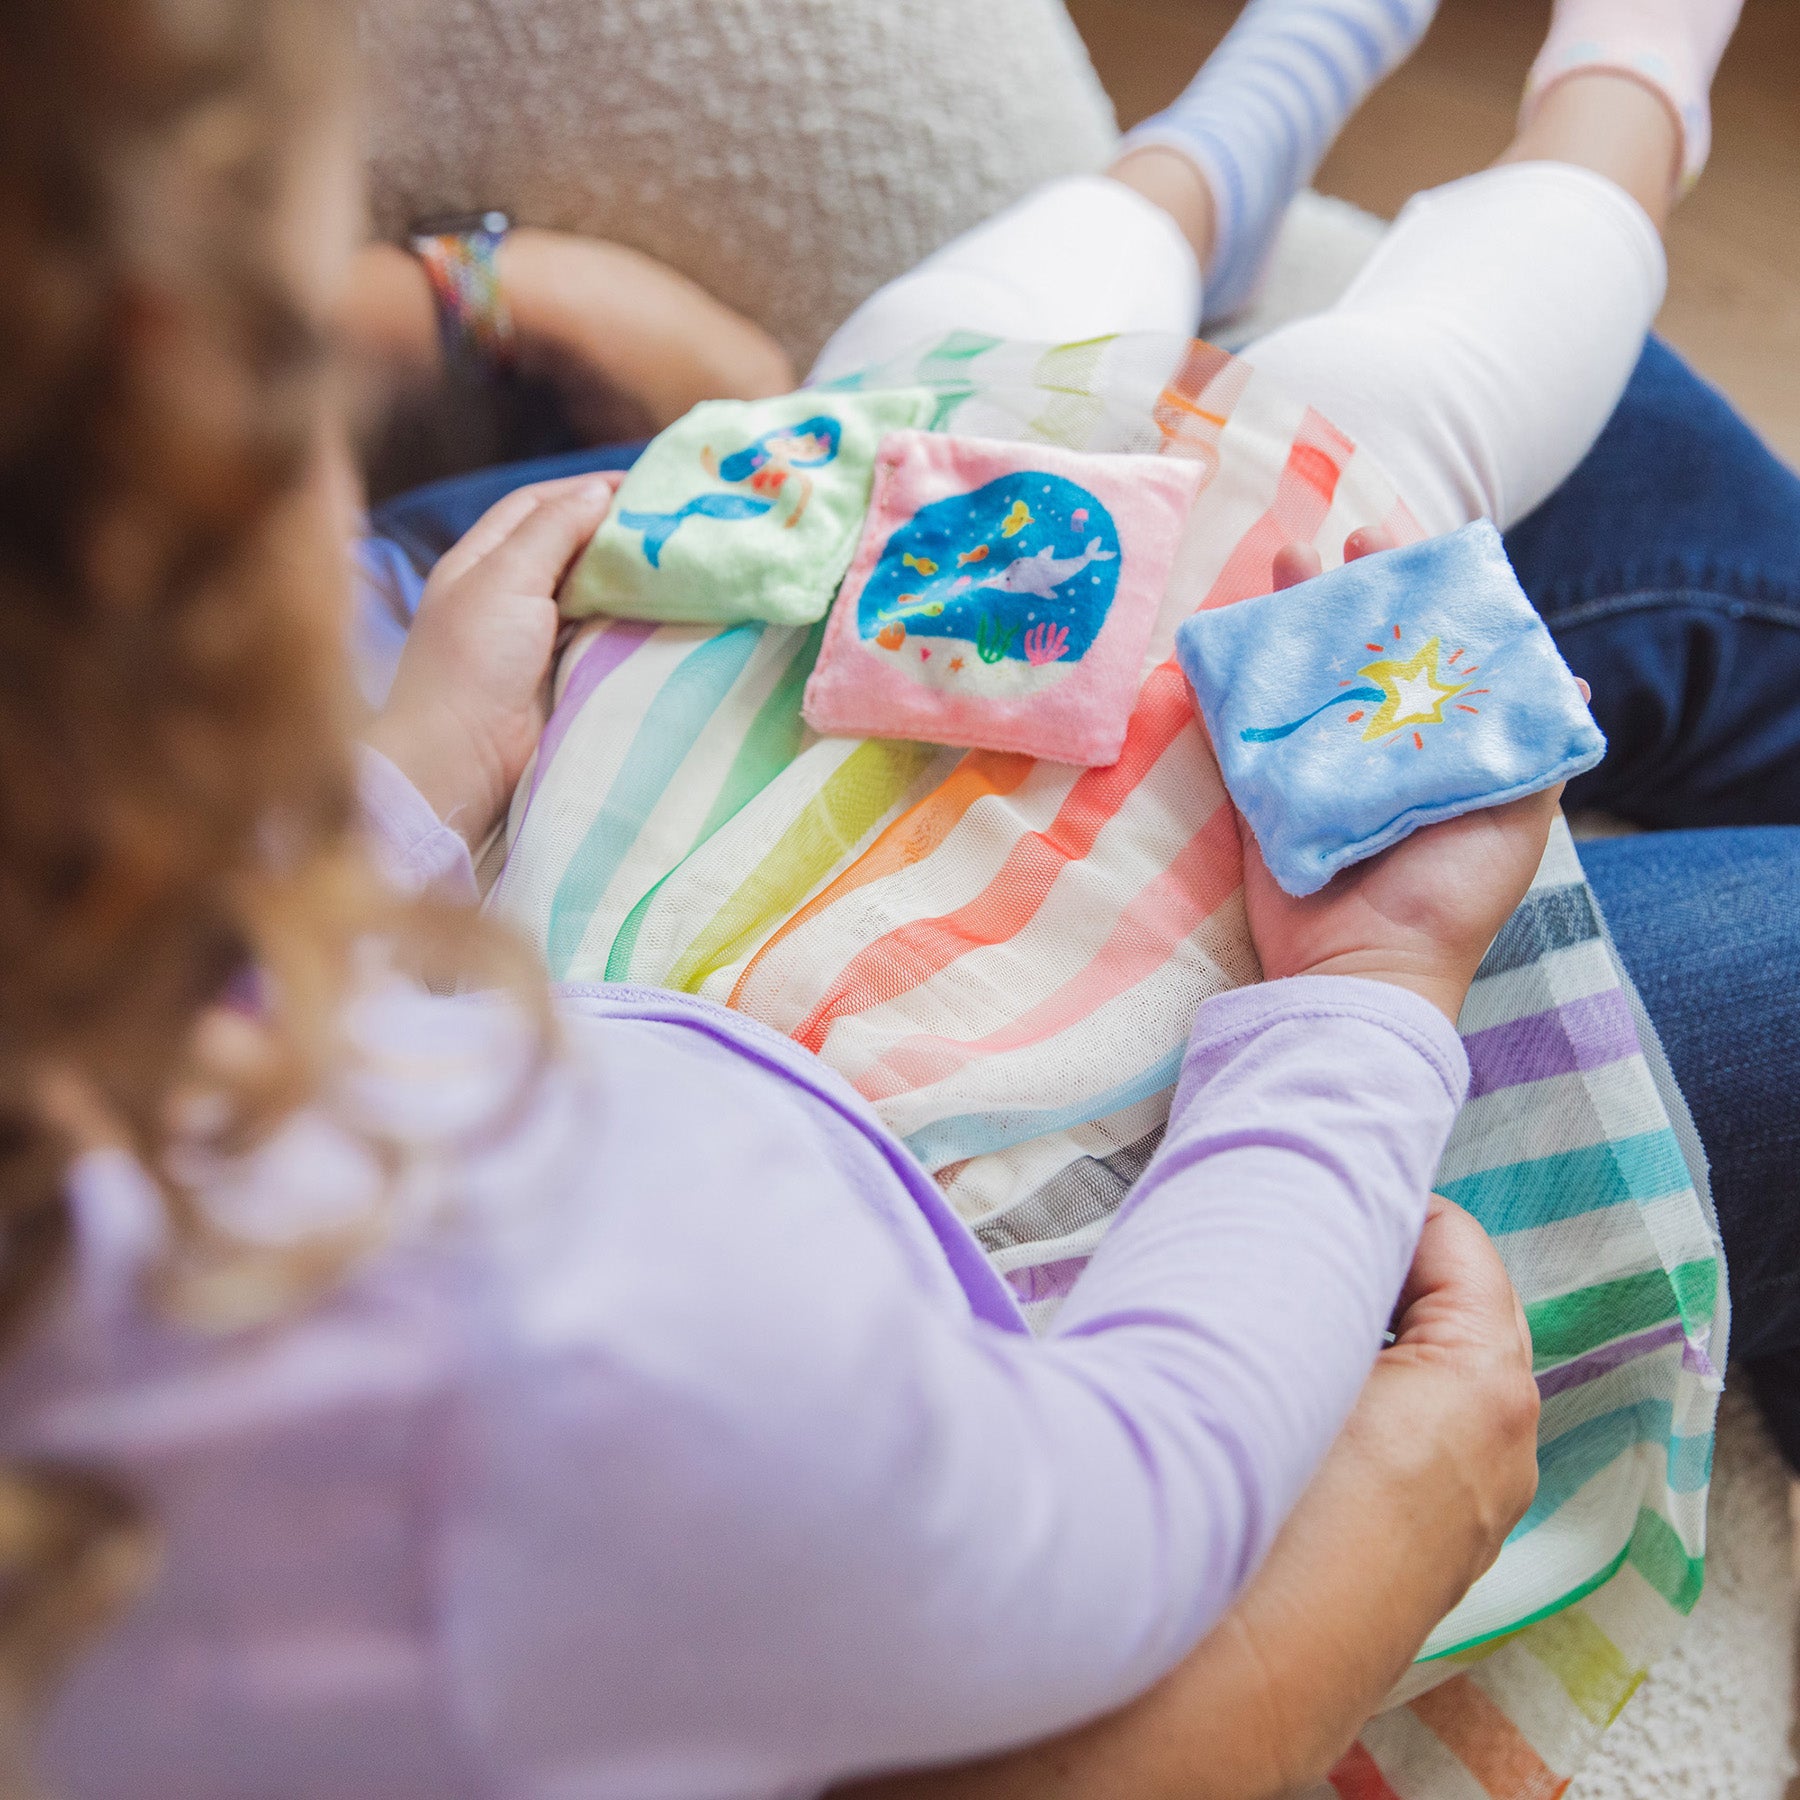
[1245,163,1667,535]
[808,175,1203,385]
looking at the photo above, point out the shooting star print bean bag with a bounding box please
[1176,519,1606,896]
[560,388,934,627]
[803,431,1203,764]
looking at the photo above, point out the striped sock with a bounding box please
[1119,0,1440,322]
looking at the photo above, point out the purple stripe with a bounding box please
[1536,1318,1687,1400]
[526,620,656,808]
[1463,987,1641,1100]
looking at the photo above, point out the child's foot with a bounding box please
[1116,0,1440,323]
[1522,0,1744,192]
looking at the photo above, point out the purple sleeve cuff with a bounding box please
[357,746,478,904]
[1186,973,1471,1109]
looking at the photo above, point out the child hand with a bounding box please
[1236,782,1563,1023]
[367,476,618,847]
[1239,529,1574,1022]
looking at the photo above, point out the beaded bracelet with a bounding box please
[408,209,516,370]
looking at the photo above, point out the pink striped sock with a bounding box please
[1522,0,1744,189]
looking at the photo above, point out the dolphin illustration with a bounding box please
[619,494,773,567]
[973,537,1116,600]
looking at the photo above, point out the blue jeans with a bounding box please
[366,340,1800,1468]
[1500,339,1800,1468]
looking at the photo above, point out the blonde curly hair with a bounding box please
[0,0,535,1780]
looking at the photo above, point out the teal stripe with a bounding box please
[904,1045,1185,1172]
[694,622,823,844]
[1437,1127,1690,1235]
[603,625,823,983]
[1508,1401,1713,1543]
[546,625,764,979]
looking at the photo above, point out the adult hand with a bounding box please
[366,475,618,847]
[835,1197,1539,1800]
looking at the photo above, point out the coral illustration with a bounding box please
[1022,621,1071,667]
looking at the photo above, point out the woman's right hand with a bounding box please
[835,1196,1540,1800]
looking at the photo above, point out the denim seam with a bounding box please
[1545,586,1800,633]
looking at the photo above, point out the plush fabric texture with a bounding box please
[561,391,932,627]
[358,0,1119,372]
[803,431,1200,763]
[1177,519,1606,896]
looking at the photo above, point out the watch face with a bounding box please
[409,209,510,242]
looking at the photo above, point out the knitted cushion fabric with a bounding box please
[358,0,1120,371]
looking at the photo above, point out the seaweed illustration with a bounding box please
[975,610,1019,665]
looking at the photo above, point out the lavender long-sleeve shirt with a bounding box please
[9,754,1469,1800]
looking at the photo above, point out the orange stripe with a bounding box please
[787,662,1196,1054]
[856,798,1240,1100]
[727,749,1034,1011]
[1201,408,1357,611]
[1331,1741,1405,1800]
[1409,1677,1569,1800]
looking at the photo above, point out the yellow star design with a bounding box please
[1357,637,1468,742]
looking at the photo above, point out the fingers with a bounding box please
[1393,1194,1521,1348]
[462,478,620,601]
[1271,524,1398,593]
[1343,525,1396,562]
[1271,542,1323,591]
[430,474,621,589]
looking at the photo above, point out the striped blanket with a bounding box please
[491,331,1727,1798]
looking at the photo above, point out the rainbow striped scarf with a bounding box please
[491,331,1726,1799]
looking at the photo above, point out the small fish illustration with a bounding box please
[876,621,906,650]
[957,543,990,567]
[919,646,932,661]
[902,552,939,577]
[1000,501,1034,538]
[619,494,772,568]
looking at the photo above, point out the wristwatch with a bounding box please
[408,209,516,370]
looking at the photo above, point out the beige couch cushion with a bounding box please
[360,0,1118,371]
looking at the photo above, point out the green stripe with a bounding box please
[1526,1257,1718,1371]
[545,624,763,979]
[1437,1129,1690,1235]
[664,738,937,994]
[1421,1540,1632,1662]
[604,626,824,985]
[1627,1505,1706,1614]
[605,869,673,984]
[694,621,824,845]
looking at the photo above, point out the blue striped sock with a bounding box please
[1120,0,1440,321]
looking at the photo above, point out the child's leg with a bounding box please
[1113,0,1440,320]
[1244,73,1680,536]
[807,176,1202,387]
[810,0,1444,383]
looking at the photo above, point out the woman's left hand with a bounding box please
[366,475,618,846]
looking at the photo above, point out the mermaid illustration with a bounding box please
[621,414,845,567]
[704,415,843,527]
